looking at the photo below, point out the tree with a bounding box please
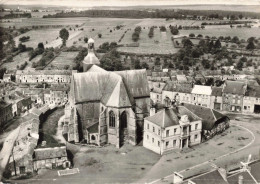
[201,59,210,69]
[238,14,243,19]
[155,57,161,65]
[214,39,222,49]
[98,33,102,38]
[189,33,195,38]
[38,42,44,50]
[246,41,256,50]
[237,60,243,70]
[84,37,88,43]
[59,28,69,47]
[18,43,26,52]
[182,38,193,48]
[231,36,239,43]
[170,27,179,35]
[132,32,139,42]
[141,62,149,69]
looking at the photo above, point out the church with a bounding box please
[63,38,150,148]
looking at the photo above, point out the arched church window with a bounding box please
[109,111,115,128]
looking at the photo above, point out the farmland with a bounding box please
[45,51,79,70]
[1,51,41,70]
[5,17,260,55]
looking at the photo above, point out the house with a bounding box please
[15,70,76,84]
[243,86,260,114]
[173,156,260,184]
[143,107,202,155]
[0,100,13,127]
[191,85,212,108]
[64,39,150,148]
[210,87,223,110]
[150,82,166,104]
[3,91,32,117]
[43,84,69,106]
[8,118,39,176]
[173,167,229,184]
[33,146,71,170]
[222,81,247,112]
[162,81,193,106]
[182,103,230,140]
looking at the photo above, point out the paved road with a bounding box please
[143,121,260,184]
[0,126,21,180]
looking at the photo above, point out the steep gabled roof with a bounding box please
[211,87,223,96]
[245,86,260,98]
[145,108,180,128]
[71,66,149,106]
[106,79,132,107]
[182,103,227,130]
[163,81,192,93]
[223,80,246,95]
[190,169,229,184]
[191,85,212,95]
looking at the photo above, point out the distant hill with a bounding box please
[91,5,260,13]
[1,4,260,13]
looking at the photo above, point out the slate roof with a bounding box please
[87,122,99,133]
[163,81,192,93]
[34,146,67,160]
[227,160,260,184]
[191,85,212,95]
[16,70,73,75]
[223,80,246,95]
[190,169,229,184]
[245,86,260,98]
[182,103,227,130]
[211,87,223,96]
[72,66,149,107]
[145,108,180,128]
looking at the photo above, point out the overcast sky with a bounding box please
[1,0,260,7]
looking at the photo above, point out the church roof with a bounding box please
[106,79,132,107]
[71,65,149,107]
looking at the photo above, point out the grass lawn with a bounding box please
[45,51,78,70]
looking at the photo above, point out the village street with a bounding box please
[142,113,260,184]
[0,126,21,181]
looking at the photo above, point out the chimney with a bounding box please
[150,107,156,116]
[238,175,243,184]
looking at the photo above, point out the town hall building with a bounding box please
[63,39,150,148]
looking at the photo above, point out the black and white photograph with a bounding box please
[0,0,260,183]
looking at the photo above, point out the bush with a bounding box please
[19,36,30,42]
[132,31,140,42]
[98,33,102,38]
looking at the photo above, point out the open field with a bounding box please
[45,51,78,70]
[1,51,41,70]
[5,17,260,54]
[118,28,180,54]
[180,27,260,40]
